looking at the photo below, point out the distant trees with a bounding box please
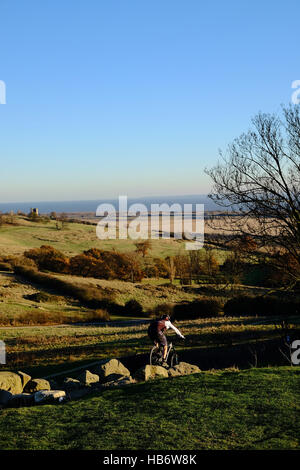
[173,251,219,285]
[206,106,300,285]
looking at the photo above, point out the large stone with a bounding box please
[34,390,66,404]
[168,362,201,377]
[0,390,13,406]
[0,371,23,394]
[17,371,31,390]
[101,374,135,389]
[7,393,34,408]
[134,365,169,382]
[93,359,130,382]
[24,378,51,393]
[77,370,99,386]
[63,377,82,391]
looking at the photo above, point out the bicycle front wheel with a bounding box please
[170,352,179,368]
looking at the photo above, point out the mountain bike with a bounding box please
[149,340,180,368]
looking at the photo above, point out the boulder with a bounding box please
[168,362,201,377]
[7,393,34,408]
[0,390,13,407]
[0,371,23,394]
[24,378,51,393]
[17,371,31,390]
[77,370,99,386]
[63,377,82,391]
[101,374,135,389]
[134,365,169,382]
[93,359,130,382]
[34,390,66,404]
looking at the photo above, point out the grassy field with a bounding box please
[0,367,299,450]
[0,217,299,451]
[0,217,189,258]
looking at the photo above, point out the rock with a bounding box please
[0,371,23,394]
[168,362,201,377]
[7,393,34,408]
[0,390,13,407]
[93,359,130,382]
[34,390,66,404]
[101,374,135,389]
[24,378,51,393]
[134,365,169,382]
[17,371,31,390]
[63,377,82,391]
[77,370,99,386]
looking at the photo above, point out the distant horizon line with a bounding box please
[0,193,212,205]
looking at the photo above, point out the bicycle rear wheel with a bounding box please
[150,346,162,365]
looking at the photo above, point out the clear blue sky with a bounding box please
[0,0,299,202]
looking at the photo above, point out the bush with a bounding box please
[0,262,12,271]
[173,298,223,320]
[124,299,143,316]
[84,309,110,322]
[24,245,69,273]
[223,295,300,317]
[70,249,144,282]
[23,292,58,303]
[150,303,174,319]
[0,310,65,326]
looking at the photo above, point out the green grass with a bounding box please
[0,367,299,450]
[0,218,186,258]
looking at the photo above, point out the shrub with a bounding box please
[124,299,143,316]
[84,309,110,322]
[0,310,65,326]
[69,249,144,282]
[24,245,69,273]
[23,292,58,303]
[0,262,12,271]
[173,298,223,320]
[223,295,300,317]
[150,303,174,319]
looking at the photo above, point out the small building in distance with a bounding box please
[30,208,39,216]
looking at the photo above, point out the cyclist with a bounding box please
[148,314,185,366]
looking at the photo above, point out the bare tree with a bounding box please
[56,212,68,230]
[206,105,300,284]
[166,256,176,284]
[134,240,152,258]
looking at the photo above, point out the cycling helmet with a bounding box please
[161,314,170,321]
